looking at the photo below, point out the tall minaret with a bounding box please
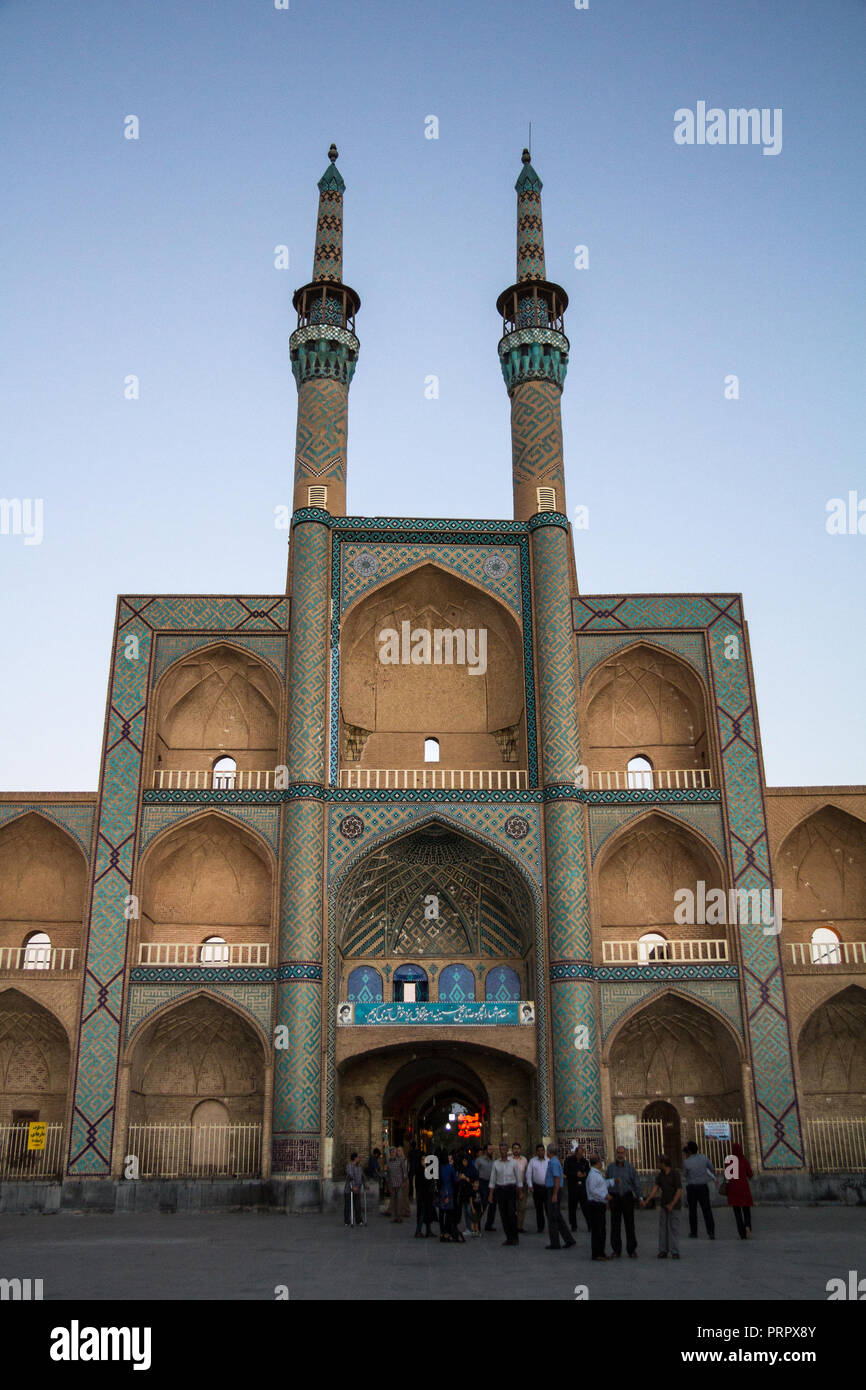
[289,144,361,516]
[496,150,570,523]
[498,153,601,1152]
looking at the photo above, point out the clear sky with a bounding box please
[1,0,863,791]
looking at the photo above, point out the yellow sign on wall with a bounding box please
[27,1122,47,1151]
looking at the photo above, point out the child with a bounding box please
[468,1177,484,1236]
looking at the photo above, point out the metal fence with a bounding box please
[0,1123,65,1179]
[804,1118,866,1173]
[690,1119,746,1172]
[125,1124,262,1178]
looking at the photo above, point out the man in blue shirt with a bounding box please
[544,1143,577,1250]
[606,1145,643,1257]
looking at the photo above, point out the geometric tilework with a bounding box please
[340,543,523,619]
[588,803,726,863]
[575,592,804,1169]
[151,632,287,685]
[138,805,282,858]
[326,801,543,885]
[0,802,95,859]
[68,593,288,1177]
[551,978,602,1130]
[575,630,709,686]
[598,980,744,1043]
[125,982,273,1041]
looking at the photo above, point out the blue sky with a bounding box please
[1,0,863,790]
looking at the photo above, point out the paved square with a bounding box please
[1,1203,863,1300]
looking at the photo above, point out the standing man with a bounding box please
[511,1141,529,1233]
[343,1151,365,1227]
[643,1154,683,1259]
[525,1142,549,1234]
[683,1140,716,1239]
[544,1143,577,1250]
[606,1145,643,1258]
[475,1142,496,1232]
[564,1143,591,1233]
[488,1141,520,1245]
[586,1154,613,1261]
[386,1145,407,1223]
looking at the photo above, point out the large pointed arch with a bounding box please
[777,804,866,923]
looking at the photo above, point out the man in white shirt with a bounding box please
[488,1142,520,1245]
[525,1143,549,1233]
[586,1154,613,1260]
[511,1141,529,1232]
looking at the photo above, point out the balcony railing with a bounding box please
[152,769,275,790]
[788,941,866,967]
[338,768,528,790]
[0,946,78,972]
[588,768,714,791]
[603,939,729,964]
[0,1123,65,1179]
[137,943,270,966]
[125,1123,262,1178]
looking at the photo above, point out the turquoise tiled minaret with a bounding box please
[498,152,602,1145]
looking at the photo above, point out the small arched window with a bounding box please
[212,756,237,789]
[810,927,841,965]
[627,755,654,790]
[22,931,51,970]
[200,935,230,966]
[394,963,428,1002]
[424,738,440,764]
[638,932,670,965]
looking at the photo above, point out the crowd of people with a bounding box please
[343,1137,755,1256]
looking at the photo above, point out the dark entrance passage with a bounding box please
[642,1100,682,1163]
[382,1055,489,1155]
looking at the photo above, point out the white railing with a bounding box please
[0,946,78,972]
[805,1118,866,1173]
[152,769,275,790]
[339,767,528,789]
[137,943,270,966]
[619,1118,665,1172]
[589,768,713,791]
[338,768,528,790]
[125,1123,262,1178]
[603,939,729,964]
[788,941,866,967]
[0,1123,65,1179]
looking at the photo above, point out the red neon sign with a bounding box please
[457,1112,482,1139]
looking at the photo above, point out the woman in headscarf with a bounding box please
[725,1141,754,1239]
[438,1151,457,1242]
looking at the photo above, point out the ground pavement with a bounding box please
[1,1203,862,1300]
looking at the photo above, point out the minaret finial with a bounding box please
[328,142,338,163]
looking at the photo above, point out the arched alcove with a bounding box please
[582,643,712,779]
[0,814,87,966]
[151,644,281,781]
[597,813,725,931]
[128,993,266,1126]
[778,807,866,922]
[0,989,70,1125]
[339,564,526,773]
[138,814,273,963]
[797,986,866,1117]
[608,992,743,1120]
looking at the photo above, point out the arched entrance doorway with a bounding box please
[382,1055,489,1155]
[642,1100,681,1166]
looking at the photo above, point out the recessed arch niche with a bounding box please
[797,986,866,1117]
[151,643,281,778]
[598,813,725,931]
[339,564,526,771]
[0,988,70,1124]
[608,992,743,1117]
[582,643,711,776]
[139,814,273,958]
[0,813,88,963]
[777,807,866,924]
